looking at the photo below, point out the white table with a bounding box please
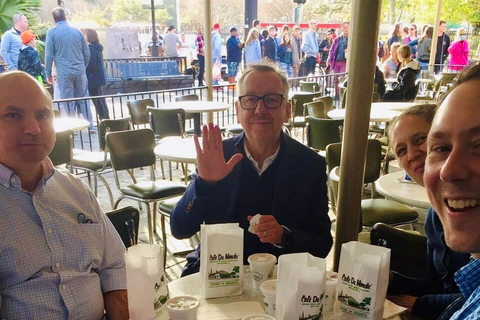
[168,266,405,320]
[154,137,197,184]
[53,117,90,132]
[371,102,416,112]
[327,107,400,122]
[160,101,230,135]
[375,171,431,209]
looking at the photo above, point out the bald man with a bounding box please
[0,71,128,319]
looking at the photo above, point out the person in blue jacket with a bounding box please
[170,60,333,276]
[388,104,470,319]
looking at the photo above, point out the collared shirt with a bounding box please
[0,158,126,319]
[244,140,280,176]
[451,258,480,319]
[302,30,319,57]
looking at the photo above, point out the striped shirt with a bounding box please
[451,258,480,319]
[0,158,126,319]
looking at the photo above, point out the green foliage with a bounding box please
[111,0,170,24]
[71,5,113,27]
[0,0,41,34]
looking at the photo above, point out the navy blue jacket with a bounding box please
[171,133,332,275]
[389,208,470,319]
[264,37,278,62]
[226,36,242,63]
[86,42,106,88]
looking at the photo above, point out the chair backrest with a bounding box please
[325,139,382,184]
[106,128,156,171]
[127,98,154,126]
[440,72,458,87]
[49,130,73,172]
[304,97,334,118]
[299,80,319,92]
[291,92,322,117]
[372,92,381,102]
[371,222,427,278]
[106,206,140,248]
[147,107,185,139]
[305,116,343,151]
[98,117,131,151]
[175,94,199,102]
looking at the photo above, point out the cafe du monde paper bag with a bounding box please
[199,223,244,298]
[276,253,327,320]
[336,241,391,320]
[125,244,169,320]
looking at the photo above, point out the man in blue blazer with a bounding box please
[171,60,332,276]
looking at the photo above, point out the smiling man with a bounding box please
[0,71,128,319]
[171,59,332,276]
[424,63,480,319]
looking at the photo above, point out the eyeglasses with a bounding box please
[238,94,286,110]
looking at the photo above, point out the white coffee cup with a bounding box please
[324,271,338,312]
[241,314,276,320]
[248,253,277,289]
[165,295,199,320]
[260,279,277,317]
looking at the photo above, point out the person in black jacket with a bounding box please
[383,45,420,102]
[84,28,109,120]
[17,30,43,80]
[264,26,278,63]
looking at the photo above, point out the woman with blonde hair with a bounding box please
[448,27,469,71]
[382,42,401,79]
[244,28,262,66]
[383,45,420,102]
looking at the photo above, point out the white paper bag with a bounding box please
[336,241,391,320]
[126,244,169,320]
[275,253,326,320]
[199,223,244,298]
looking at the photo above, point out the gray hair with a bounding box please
[12,13,26,24]
[237,58,289,98]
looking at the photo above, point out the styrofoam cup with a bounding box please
[324,271,338,312]
[241,314,276,320]
[248,253,277,289]
[165,295,199,320]
[260,279,277,317]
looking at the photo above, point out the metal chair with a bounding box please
[305,116,344,153]
[304,97,334,119]
[327,139,419,230]
[71,117,131,209]
[127,98,154,128]
[370,222,427,278]
[106,206,140,249]
[147,107,186,180]
[299,80,320,92]
[289,92,322,141]
[49,130,73,173]
[175,94,200,135]
[106,128,186,248]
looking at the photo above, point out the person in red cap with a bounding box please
[212,23,222,86]
[17,30,44,81]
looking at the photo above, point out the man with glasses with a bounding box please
[1,13,29,70]
[171,60,332,276]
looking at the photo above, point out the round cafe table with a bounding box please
[375,171,431,209]
[327,107,400,122]
[154,137,197,184]
[53,117,90,132]
[371,102,416,112]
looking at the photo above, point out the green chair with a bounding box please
[49,130,73,173]
[127,98,154,128]
[305,116,344,153]
[175,94,199,135]
[72,117,131,209]
[304,96,334,119]
[290,92,322,140]
[299,80,320,92]
[106,206,140,249]
[371,222,427,278]
[327,139,419,230]
[106,128,186,247]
